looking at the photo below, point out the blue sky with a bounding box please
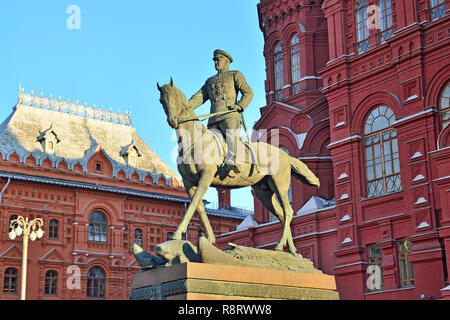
[0,0,266,209]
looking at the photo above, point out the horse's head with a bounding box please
[157,77,188,129]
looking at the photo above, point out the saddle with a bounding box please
[204,126,251,179]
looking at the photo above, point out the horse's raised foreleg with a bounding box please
[173,173,215,242]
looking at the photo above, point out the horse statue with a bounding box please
[157,78,320,255]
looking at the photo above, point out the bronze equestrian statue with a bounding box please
[157,51,320,255]
[188,49,253,174]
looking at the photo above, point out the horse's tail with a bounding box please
[290,157,320,188]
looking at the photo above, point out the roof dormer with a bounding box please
[36,125,60,154]
[119,139,142,167]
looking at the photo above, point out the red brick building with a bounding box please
[217,0,450,300]
[0,90,245,300]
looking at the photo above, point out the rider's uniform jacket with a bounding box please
[188,70,253,127]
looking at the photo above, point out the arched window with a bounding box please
[87,266,106,298]
[3,267,18,294]
[439,81,450,129]
[49,219,59,240]
[290,34,301,94]
[274,42,284,101]
[44,270,58,296]
[134,228,143,246]
[356,0,370,54]
[364,106,401,197]
[88,211,107,243]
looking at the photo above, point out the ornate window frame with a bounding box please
[356,0,370,54]
[363,105,402,197]
[44,270,58,296]
[430,0,446,21]
[274,42,284,101]
[134,228,143,247]
[3,267,18,294]
[379,0,394,43]
[290,34,301,95]
[48,219,59,240]
[397,239,414,287]
[86,266,106,298]
[88,211,108,243]
[439,81,450,129]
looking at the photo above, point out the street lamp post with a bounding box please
[8,216,44,300]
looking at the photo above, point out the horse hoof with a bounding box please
[274,245,283,251]
[208,236,216,244]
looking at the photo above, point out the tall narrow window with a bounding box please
[398,239,414,287]
[44,270,58,296]
[134,228,143,247]
[290,34,301,95]
[356,0,370,54]
[364,106,401,197]
[49,219,59,240]
[274,42,284,101]
[3,267,18,294]
[87,266,106,298]
[367,245,384,291]
[430,0,446,21]
[88,211,107,243]
[379,0,394,43]
[440,82,450,129]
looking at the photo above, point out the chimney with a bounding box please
[217,188,231,209]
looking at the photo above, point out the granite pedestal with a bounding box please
[130,262,339,300]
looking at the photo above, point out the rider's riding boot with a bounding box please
[225,159,240,174]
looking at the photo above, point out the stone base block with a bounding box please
[130,262,339,300]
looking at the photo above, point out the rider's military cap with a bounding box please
[213,49,233,63]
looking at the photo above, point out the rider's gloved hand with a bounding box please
[228,104,243,112]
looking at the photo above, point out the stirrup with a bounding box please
[225,163,240,174]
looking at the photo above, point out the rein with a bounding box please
[177,109,237,124]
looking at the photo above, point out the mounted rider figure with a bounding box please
[187,49,254,174]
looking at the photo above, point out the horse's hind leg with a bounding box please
[252,182,282,220]
[252,180,296,255]
[267,166,297,256]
